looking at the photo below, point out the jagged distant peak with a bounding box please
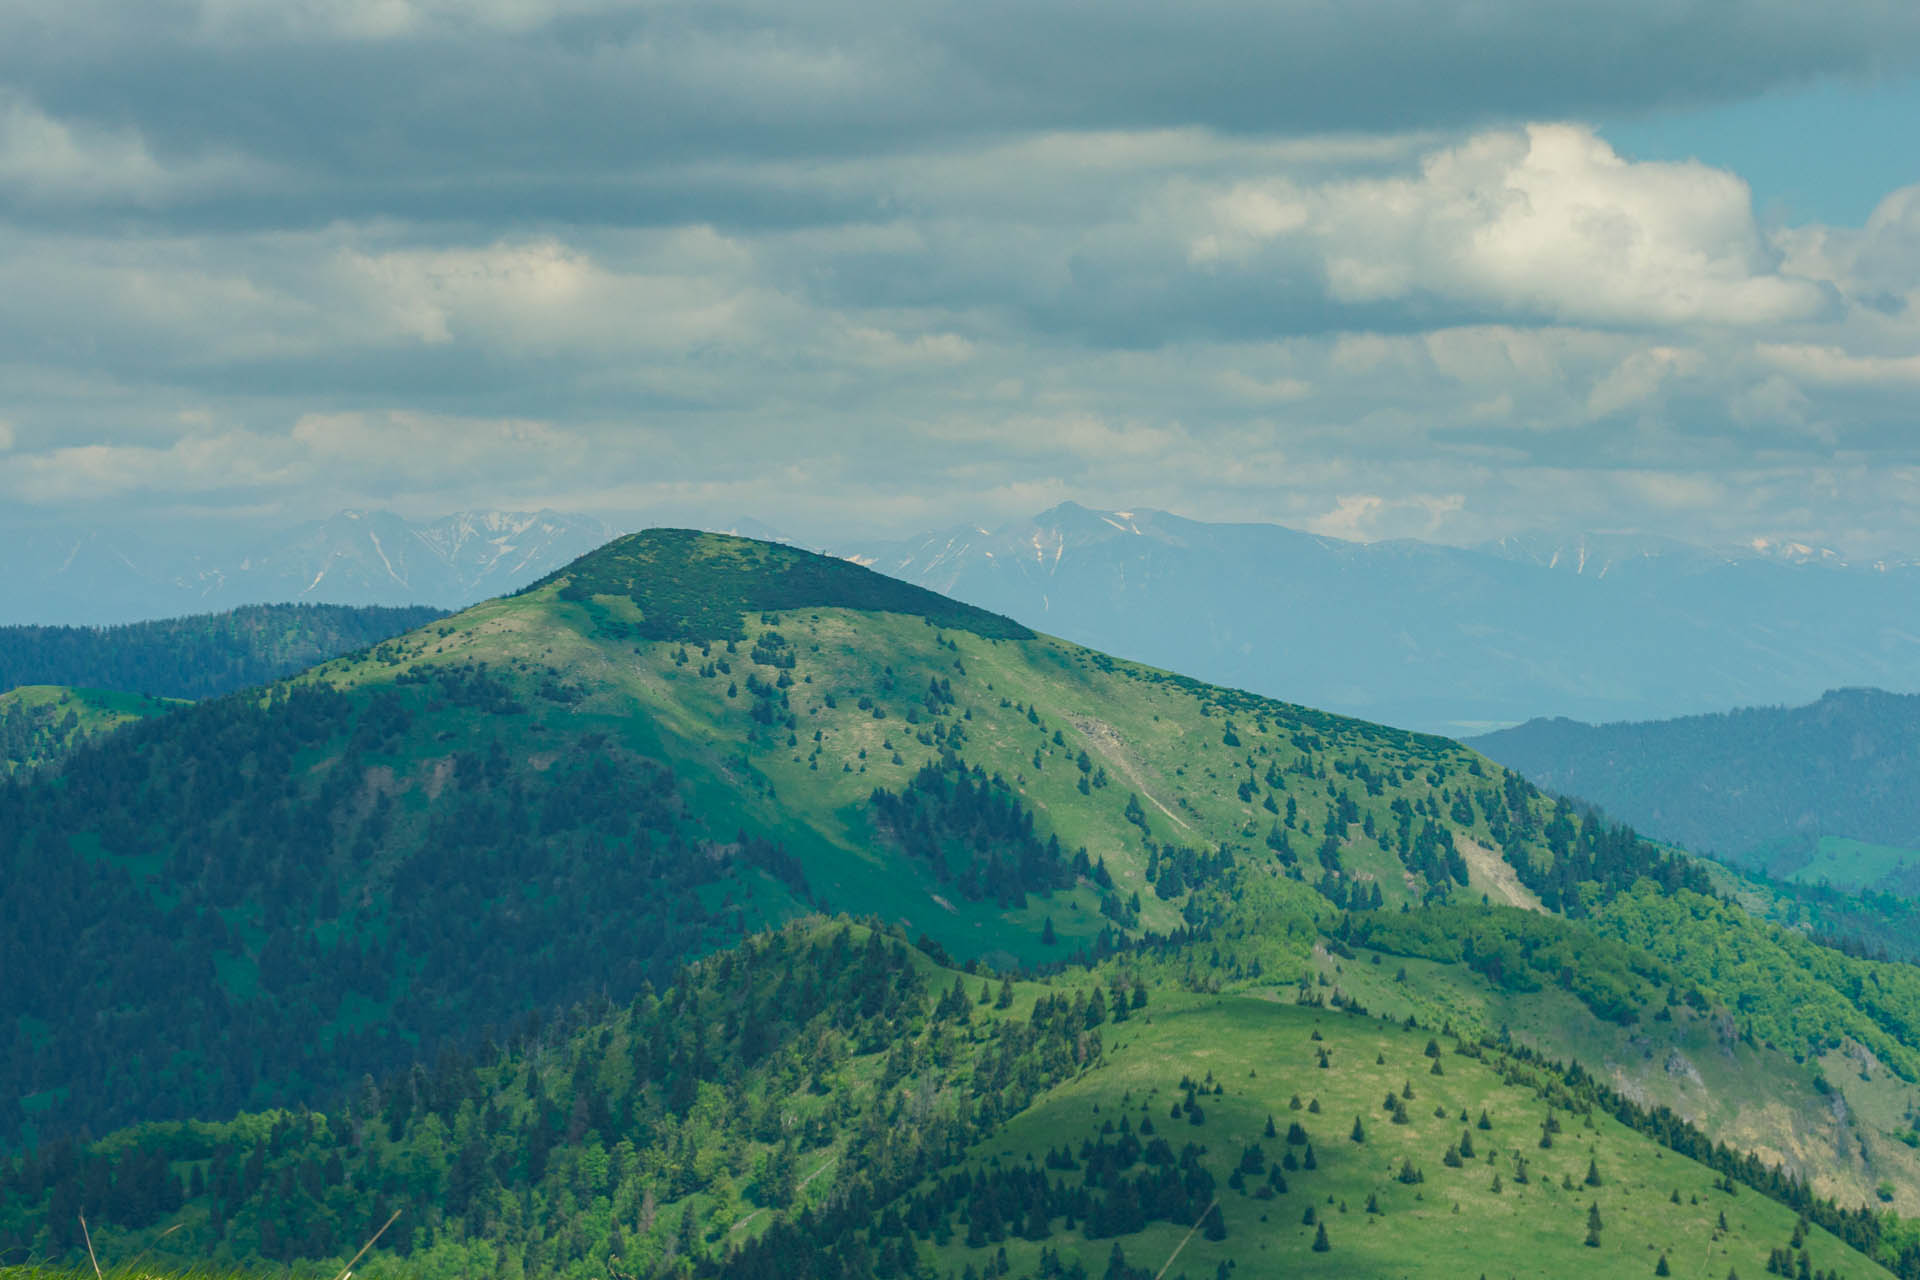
[0,507,622,624]
[1481,529,1720,575]
[1745,536,1849,566]
[1483,528,1920,577]
[1029,500,1161,533]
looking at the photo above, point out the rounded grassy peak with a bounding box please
[527,527,1034,642]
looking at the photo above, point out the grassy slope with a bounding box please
[929,994,1888,1280]
[15,936,1894,1280]
[1793,838,1920,894]
[0,685,182,776]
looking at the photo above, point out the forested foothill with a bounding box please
[0,604,446,701]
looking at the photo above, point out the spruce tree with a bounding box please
[1312,1221,1331,1252]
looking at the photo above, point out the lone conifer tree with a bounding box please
[1312,1221,1331,1252]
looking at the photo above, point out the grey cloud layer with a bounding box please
[3,2,1920,552]
[6,0,1920,226]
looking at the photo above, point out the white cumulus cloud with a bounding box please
[1194,124,1832,328]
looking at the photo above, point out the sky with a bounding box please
[2,0,1919,554]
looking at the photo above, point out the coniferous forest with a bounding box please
[0,604,446,701]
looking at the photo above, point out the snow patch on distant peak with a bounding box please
[367,531,408,587]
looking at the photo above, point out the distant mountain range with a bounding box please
[846,503,1920,733]
[1467,687,1920,891]
[0,509,613,624]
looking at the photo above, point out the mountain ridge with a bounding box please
[0,602,446,700]
[1468,686,1920,876]
[0,509,613,625]
[845,502,1920,733]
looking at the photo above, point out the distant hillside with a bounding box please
[0,603,446,700]
[0,509,610,624]
[0,686,182,777]
[849,503,1920,733]
[1468,688,1920,884]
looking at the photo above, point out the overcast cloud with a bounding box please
[2,0,1919,551]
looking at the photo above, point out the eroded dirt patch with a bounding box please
[1457,834,1544,913]
[1069,714,1191,831]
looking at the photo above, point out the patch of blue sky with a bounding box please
[1602,73,1920,226]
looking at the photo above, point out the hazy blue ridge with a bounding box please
[1467,687,1920,876]
[847,502,1920,734]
